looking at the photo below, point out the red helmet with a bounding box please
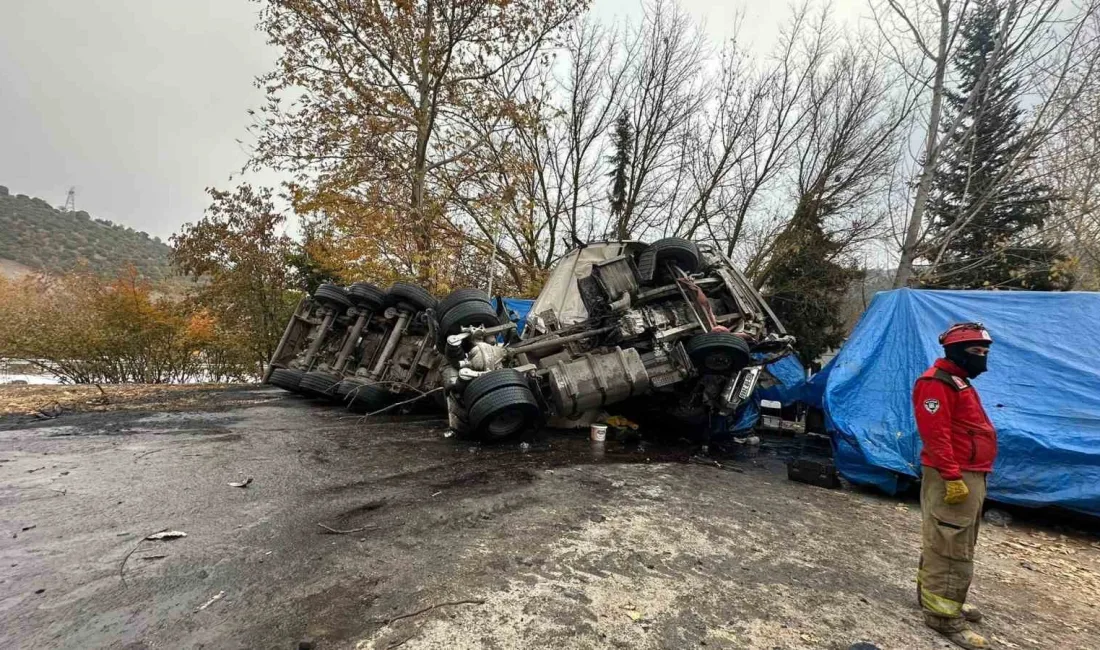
[939,322,993,346]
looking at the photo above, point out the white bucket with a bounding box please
[590,423,608,442]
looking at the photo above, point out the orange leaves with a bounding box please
[249,0,588,295]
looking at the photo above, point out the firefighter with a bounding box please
[913,322,997,650]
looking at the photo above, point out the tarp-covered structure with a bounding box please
[820,288,1100,516]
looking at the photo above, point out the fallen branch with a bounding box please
[120,528,185,585]
[133,449,164,462]
[377,599,486,626]
[120,528,165,585]
[316,523,374,535]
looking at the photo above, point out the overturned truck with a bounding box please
[265,282,446,413]
[438,238,794,441]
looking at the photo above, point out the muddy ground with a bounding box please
[1,385,1097,650]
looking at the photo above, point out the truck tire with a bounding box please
[314,283,352,311]
[345,382,394,414]
[348,282,386,311]
[637,237,701,283]
[463,368,531,410]
[269,368,305,392]
[299,371,340,399]
[685,332,751,374]
[437,288,491,320]
[386,282,437,312]
[439,300,500,345]
[468,385,540,440]
[334,377,364,402]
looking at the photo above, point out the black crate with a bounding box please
[787,457,841,489]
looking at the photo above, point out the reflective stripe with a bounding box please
[921,586,963,617]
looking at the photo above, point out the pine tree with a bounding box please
[923,0,1071,290]
[762,190,864,364]
[607,112,633,222]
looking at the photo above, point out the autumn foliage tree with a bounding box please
[249,0,588,292]
[172,185,300,374]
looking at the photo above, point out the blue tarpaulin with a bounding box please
[496,297,534,334]
[822,288,1100,516]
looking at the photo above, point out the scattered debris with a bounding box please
[431,491,442,497]
[21,524,35,532]
[139,555,167,561]
[26,466,45,473]
[688,456,744,473]
[317,523,374,535]
[34,588,45,595]
[120,529,188,585]
[197,590,226,611]
[59,471,70,476]
[227,477,254,488]
[146,531,187,541]
[374,598,485,626]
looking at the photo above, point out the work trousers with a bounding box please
[917,466,987,630]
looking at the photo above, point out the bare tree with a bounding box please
[747,41,917,286]
[707,3,835,257]
[608,0,707,240]
[1039,14,1100,288]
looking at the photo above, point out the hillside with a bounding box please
[0,185,173,280]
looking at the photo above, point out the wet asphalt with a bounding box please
[4,387,1096,650]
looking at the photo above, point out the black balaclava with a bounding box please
[945,342,989,378]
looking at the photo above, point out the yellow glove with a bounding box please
[944,479,970,505]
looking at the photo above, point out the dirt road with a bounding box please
[1,386,1097,649]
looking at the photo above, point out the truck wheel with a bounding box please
[637,237,701,283]
[348,282,386,311]
[386,282,437,312]
[437,288,492,320]
[299,371,340,399]
[345,382,394,414]
[314,283,352,311]
[463,368,531,410]
[685,332,751,373]
[468,385,540,440]
[439,300,500,346]
[269,368,305,392]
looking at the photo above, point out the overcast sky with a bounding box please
[0,0,865,240]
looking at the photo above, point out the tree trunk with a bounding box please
[893,8,951,289]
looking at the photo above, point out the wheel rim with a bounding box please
[703,352,734,372]
[486,407,528,437]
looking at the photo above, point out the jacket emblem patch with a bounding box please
[924,398,941,414]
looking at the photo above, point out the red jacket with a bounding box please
[913,358,998,480]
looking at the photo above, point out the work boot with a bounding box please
[925,616,991,650]
[961,603,983,624]
[943,627,991,649]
